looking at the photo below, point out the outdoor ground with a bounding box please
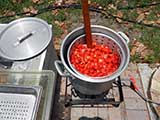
[0,0,160,120]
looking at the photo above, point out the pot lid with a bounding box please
[0,17,52,61]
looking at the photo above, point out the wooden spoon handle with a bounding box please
[81,0,92,48]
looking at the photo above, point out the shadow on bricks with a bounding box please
[79,116,104,120]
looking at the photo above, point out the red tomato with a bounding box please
[70,41,120,77]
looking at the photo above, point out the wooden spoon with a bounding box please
[81,0,92,48]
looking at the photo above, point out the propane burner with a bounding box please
[64,76,124,107]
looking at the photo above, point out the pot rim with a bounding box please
[60,25,130,83]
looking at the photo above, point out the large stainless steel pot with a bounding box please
[55,25,130,95]
[0,17,52,61]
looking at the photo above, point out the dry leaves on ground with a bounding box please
[116,11,123,23]
[23,6,38,15]
[31,0,43,4]
[64,0,77,4]
[157,12,160,17]
[52,9,59,16]
[156,19,160,25]
[53,21,69,53]
[136,7,160,26]
[136,13,145,23]
[12,0,22,3]
[131,40,153,58]
[108,4,117,10]
[143,20,155,25]
[55,0,65,5]
[3,10,15,16]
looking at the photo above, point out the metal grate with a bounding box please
[0,93,36,120]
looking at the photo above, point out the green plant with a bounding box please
[52,23,63,37]
[144,55,156,63]
[140,27,160,62]
[130,53,141,63]
[37,11,53,24]
[53,10,66,22]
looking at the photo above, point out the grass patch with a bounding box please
[52,23,63,37]
[0,0,32,13]
[66,9,82,22]
[37,11,63,37]
[53,10,66,22]
[121,9,138,20]
[37,11,53,24]
[130,53,141,63]
[90,0,116,6]
[140,27,160,62]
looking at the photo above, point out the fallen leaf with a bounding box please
[131,40,153,58]
[52,9,59,16]
[143,20,155,25]
[53,37,61,51]
[144,11,150,15]
[54,21,62,26]
[136,13,145,22]
[32,0,42,4]
[64,0,76,4]
[108,4,117,10]
[137,8,144,15]
[32,0,39,3]
[23,6,38,15]
[12,0,22,3]
[116,18,122,23]
[157,12,160,17]
[4,10,15,16]
[156,19,160,25]
[115,11,123,23]
[55,0,64,6]
[23,7,30,13]
[130,47,137,56]
[29,6,38,14]
[117,11,123,18]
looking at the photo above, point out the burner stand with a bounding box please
[64,76,124,107]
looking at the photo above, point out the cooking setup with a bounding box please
[0,0,153,120]
[0,19,131,119]
[54,0,131,108]
[55,25,130,107]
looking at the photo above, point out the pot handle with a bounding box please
[118,32,130,44]
[54,60,70,77]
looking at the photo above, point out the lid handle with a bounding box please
[13,28,47,47]
[14,31,35,46]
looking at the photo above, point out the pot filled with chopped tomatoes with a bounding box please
[55,25,130,95]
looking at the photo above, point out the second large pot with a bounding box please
[55,25,130,95]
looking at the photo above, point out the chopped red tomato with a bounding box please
[70,42,120,77]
